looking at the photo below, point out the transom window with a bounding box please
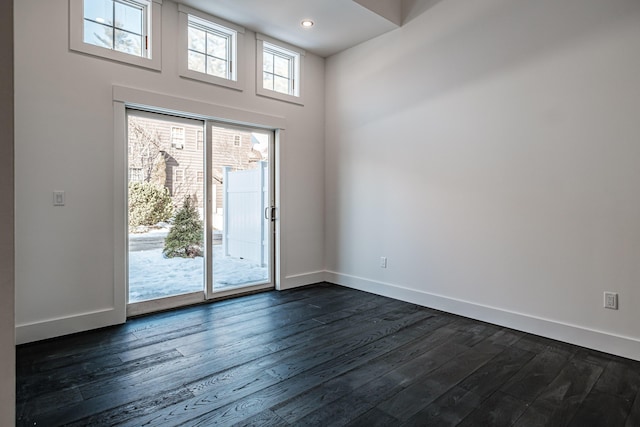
[262,42,299,96]
[256,34,304,104]
[187,15,236,80]
[82,0,149,57]
[69,0,161,70]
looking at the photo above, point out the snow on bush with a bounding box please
[128,182,173,228]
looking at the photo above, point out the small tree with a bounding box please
[163,195,203,258]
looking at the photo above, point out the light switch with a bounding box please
[53,191,65,206]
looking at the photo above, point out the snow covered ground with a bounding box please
[128,230,268,303]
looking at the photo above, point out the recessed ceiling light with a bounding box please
[301,19,314,28]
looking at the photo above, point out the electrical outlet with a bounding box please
[380,257,387,268]
[604,292,618,310]
[53,191,65,206]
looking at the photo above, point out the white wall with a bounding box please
[14,0,325,343]
[326,0,640,359]
[0,0,14,422]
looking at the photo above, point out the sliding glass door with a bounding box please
[207,124,273,294]
[127,110,206,303]
[125,109,274,311]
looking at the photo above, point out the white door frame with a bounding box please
[113,86,285,318]
[204,121,276,300]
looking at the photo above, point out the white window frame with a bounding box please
[171,126,185,149]
[69,0,162,70]
[256,33,305,105]
[178,5,245,91]
[128,167,144,182]
[174,168,184,183]
[196,130,204,151]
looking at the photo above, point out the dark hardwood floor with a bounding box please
[16,283,640,426]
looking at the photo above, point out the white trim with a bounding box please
[256,34,305,106]
[280,271,327,291]
[16,307,121,344]
[69,0,162,71]
[325,271,640,361]
[256,33,306,57]
[178,5,245,91]
[177,4,245,33]
[113,85,286,129]
[274,129,284,290]
[113,101,128,321]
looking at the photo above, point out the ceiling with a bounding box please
[174,0,401,57]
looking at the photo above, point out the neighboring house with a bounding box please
[127,111,263,219]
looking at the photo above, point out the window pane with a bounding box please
[84,20,113,49]
[207,56,227,78]
[114,29,142,56]
[207,33,227,59]
[263,52,273,73]
[114,1,142,34]
[274,76,290,94]
[188,26,205,53]
[84,0,113,25]
[263,72,274,91]
[274,56,290,78]
[188,51,206,73]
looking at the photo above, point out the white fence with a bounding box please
[222,162,269,266]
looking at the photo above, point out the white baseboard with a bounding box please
[325,271,640,361]
[15,307,125,345]
[280,270,327,290]
[20,271,639,361]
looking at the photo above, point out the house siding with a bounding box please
[127,111,263,217]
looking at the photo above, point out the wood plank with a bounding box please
[344,407,400,427]
[625,391,640,427]
[457,345,535,400]
[457,391,528,427]
[400,386,482,427]
[17,350,183,411]
[376,340,506,422]
[568,390,631,426]
[500,348,572,403]
[229,409,289,427]
[512,358,603,426]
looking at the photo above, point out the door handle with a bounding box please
[264,206,276,221]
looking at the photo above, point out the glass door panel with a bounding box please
[209,124,273,293]
[127,110,206,303]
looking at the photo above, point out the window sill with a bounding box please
[256,87,304,106]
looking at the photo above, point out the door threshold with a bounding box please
[127,283,275,318]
